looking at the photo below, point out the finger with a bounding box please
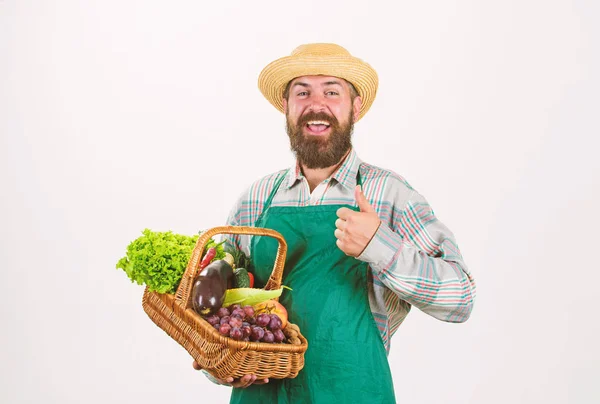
[336,238,347,253]
[336,206,354,219]
[192,361,202,371]
[335,218,346,230]
[337,238,354,256]
[240,375,253,387]
[355,185,375,213]
[253,378,270,385]
[245,375,257,387]
[334,229,344,240]
[235,374,256,388]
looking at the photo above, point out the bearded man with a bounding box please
[194,43,477,404]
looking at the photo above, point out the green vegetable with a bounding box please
[116,229,226,294]
[223,287,289,307]
[224,244,251,271]
[234,268,250,288]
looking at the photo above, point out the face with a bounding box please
[283,76,362,169]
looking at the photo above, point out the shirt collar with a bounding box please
[285,161,303,189]
[285,148,362,190]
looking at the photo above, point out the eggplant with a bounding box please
[191,259,234,316]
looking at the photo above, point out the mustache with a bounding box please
[296,112,340,128]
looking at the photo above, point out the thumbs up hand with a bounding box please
[335,185,382,257]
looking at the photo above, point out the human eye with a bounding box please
[325,90,339,96]
[296,91,309,97]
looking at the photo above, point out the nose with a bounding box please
[307,93,327,113]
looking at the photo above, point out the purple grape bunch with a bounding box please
[204,304,287,343]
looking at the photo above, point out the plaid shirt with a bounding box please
[226,148,476,353]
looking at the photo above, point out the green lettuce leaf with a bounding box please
[116,229,199,294]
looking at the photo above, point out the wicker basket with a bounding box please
[142,226,308,379]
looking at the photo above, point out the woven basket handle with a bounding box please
[175,226,288,309]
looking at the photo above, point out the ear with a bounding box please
[352,96,362,122]
[282,98,288,114]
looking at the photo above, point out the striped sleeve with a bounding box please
[358,189,476,323]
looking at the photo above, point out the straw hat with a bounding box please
[258,43,379,121]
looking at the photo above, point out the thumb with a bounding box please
[355,185,375,213]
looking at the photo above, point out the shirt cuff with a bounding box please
[356,221,404,275]
[202,370,229,386]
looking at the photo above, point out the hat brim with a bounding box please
[258,55,378,122]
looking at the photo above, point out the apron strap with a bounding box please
[263,170,289,211]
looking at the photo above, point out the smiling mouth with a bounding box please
[305,120,331,134]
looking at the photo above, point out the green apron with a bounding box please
[230,172,396,404]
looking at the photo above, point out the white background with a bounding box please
[1,1,599,403]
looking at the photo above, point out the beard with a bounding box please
[286,111,354,169]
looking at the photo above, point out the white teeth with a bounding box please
[307,121,330,126]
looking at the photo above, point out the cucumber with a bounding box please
[234,268,251,288]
